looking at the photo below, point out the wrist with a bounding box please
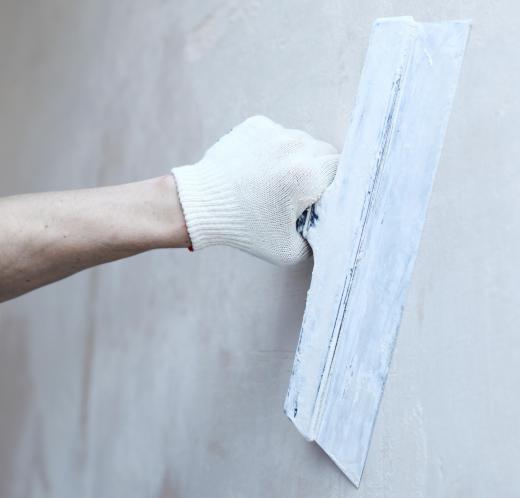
[147,175,191,249]
[172,164,250,251]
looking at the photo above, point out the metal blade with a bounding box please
[286,17,470,487]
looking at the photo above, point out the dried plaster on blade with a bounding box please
[285,17,471,487]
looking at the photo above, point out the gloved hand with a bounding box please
[171,116,338,265]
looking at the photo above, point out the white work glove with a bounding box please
[171,116,338,265]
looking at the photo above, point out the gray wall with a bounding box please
[1,1,519,497]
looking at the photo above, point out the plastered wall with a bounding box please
[1,1,519,497]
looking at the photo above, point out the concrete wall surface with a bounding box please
[1,1,519,497]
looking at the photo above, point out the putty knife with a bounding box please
[285,17,470,487]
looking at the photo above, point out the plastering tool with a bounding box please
[285,17,470,487]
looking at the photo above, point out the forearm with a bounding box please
[1,116,338,302]
[0,175,189,302]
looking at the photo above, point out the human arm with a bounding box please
[1,116,339,303]
[0,175,189,302]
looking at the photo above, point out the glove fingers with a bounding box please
[292,154,339,215]
[313,153,339,187]
[236,117,338,162]
[280,232,311,266]
[284,127,338,156]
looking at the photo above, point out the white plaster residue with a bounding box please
[285,17,470,487]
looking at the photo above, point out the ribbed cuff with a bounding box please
[171,163,251,251]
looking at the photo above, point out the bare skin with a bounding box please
[0,174,190,303]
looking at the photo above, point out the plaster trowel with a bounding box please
[285,16,470,487]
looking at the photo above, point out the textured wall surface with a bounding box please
[0,1,519,497]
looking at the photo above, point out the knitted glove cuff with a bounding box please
[172,163,251,251]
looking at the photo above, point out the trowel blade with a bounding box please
[285,17,470,487]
